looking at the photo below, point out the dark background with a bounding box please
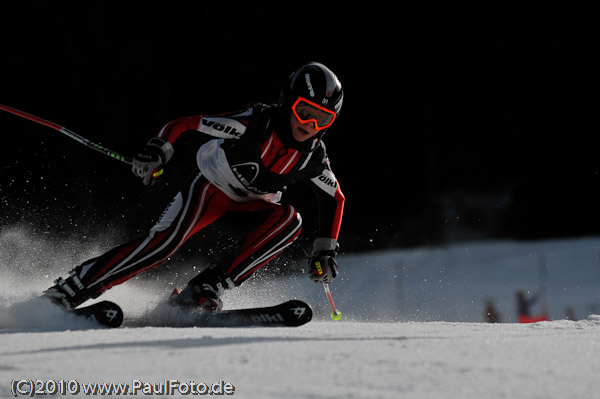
[1,1,599,254]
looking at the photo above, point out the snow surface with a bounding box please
[1,227,600,398]
[2,319,600,399]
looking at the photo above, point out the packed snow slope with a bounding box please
[1,227,600,398]
[2,319,599,399]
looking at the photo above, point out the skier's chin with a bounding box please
[292,127,311,142]
[289,114,319,142]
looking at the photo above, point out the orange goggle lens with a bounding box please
[292,97,337,131]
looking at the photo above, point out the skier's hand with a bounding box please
[308,251,338,283]
[308,238,339,283]
[131,137,174,185]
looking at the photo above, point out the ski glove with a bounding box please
[309,252,338,283]
[131,137,174,185]
[308,238,339,284]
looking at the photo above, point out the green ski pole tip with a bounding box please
[331,310,342,321]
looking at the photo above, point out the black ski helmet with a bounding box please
[278,62,343,151]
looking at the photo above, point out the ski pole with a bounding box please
[0,104,133,165]
[323,283,342,321]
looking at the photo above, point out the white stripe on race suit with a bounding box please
[279,151,299,174]
[260,133,274,159]
[233,211,302,282]
[253,206,296,250]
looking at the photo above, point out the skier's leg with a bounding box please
[226,202,302,284]
[171,201,302,311]
[44,173,232,309]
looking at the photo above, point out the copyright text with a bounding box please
[10,378,235,396]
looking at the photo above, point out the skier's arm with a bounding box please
[132,111,248,185]
[157,115,205,146]
[131,116,202,185]
[307,161,345,283]
[310,162,345,244]
[159,109,250,144]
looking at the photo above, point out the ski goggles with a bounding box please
[291,97,337,131]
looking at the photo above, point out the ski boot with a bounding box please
[168,284,223,312]
[42,270,90,310]
[168,263,234,313]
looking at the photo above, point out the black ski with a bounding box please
[68,300,310,328]
[190,300,312,327]
[70,301,123,328]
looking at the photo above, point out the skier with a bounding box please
[516,290,548,323]
[43,61,345,312]
[483,299,501,323]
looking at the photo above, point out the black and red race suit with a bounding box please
[72,103,344,297]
